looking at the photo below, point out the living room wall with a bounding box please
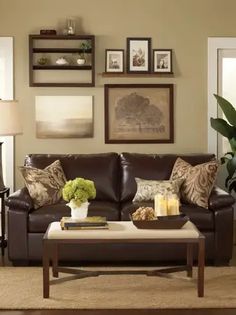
[1,0,236,188]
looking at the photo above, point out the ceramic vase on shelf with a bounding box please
[68,201,89,220]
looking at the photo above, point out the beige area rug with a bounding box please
[0,266,236,309]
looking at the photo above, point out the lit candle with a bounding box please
[154,194,167,216]
[167,196,180,215]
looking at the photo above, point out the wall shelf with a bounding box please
[100,72,174,77]
[29,34,95,87]
[33,65,92,70]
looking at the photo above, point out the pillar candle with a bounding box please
[154,194,167,216]
[167,197,180,215]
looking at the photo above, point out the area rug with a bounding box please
[0,266,236,309]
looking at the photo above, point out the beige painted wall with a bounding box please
[1,0,236,188]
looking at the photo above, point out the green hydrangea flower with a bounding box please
[62,177,96,207]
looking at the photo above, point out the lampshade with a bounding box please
[0,100,22,136]
[0,99,22,190]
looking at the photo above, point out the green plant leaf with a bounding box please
[229,137,236,152]
[226,155,236,179]
[214,94,236,126]
[221,156,230,164]
[210,117,234,139]
[228,178,236,192]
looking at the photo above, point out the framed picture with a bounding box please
[153,49,172,73]
[105,49,124,73]
[35,96,93,138]
[127,37,151,73]
[104,84,173,143]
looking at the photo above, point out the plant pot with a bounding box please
[68,201,89,220]
[77,58,86,65]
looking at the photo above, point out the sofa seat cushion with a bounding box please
[120,201,214,231]
[28,201,120,233]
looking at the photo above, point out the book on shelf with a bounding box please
[60,216,108,230]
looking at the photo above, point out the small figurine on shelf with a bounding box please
[56,57,69,65]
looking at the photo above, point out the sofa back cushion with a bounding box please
[120,153,215,202]
[25,153,120,202]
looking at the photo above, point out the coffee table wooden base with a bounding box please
[43,222,205,299]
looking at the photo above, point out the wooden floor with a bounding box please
[0,223,236,315]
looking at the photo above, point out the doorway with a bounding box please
[0,37,14,192]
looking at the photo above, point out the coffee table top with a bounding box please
[45,221,200,240]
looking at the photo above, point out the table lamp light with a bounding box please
[0,100,22,190]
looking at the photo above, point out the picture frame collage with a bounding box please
[105,37,173,74]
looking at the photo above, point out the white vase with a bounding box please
[77,58,85,65]
[69,201,89,220]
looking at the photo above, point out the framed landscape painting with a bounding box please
[104,84,174,143]
[35,96,93,138]
[127,37,151,73]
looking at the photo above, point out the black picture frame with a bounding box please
[153,49,173,73]
[127,37,151,73]
[105,49,124,73]
[104,84,174,143]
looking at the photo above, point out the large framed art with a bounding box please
[104,84,174,143]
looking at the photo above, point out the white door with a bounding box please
[208,38,236,217]
[0,37,14,192]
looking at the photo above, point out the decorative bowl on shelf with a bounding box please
[77,58,86,65]
[56,57,69,65]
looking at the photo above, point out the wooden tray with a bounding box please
[130,214,188,229]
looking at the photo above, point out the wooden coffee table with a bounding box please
[43,221,205,298]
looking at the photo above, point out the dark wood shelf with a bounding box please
[101,72,174,77]
[33,65,92,70]
[31,82,94,87]
[29,34,95,87]
[33,48,92,53]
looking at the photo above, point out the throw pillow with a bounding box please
[132,178,184,203]
[19,160,67,209]
[170,157,219,208]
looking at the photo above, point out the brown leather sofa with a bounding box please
[6,152,235,266]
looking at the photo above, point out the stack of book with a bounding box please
[60,216,108,230]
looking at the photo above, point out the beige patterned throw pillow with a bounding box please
[19,160,67,209]
[132,178,184,203]
[170,157,219,208]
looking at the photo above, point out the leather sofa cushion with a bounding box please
[120,201,214,230]
[28,201,120,233]
[120,153,215,202]
[25,153,120,202]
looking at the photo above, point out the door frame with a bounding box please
[208,37,236,156]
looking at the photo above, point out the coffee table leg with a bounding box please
[198,236,205,297]
[43,240,50,298]
[52,243,58,278]
[187,243,193,277]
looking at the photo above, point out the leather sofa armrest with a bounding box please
[208,186,235,211]
[6,187,34,212]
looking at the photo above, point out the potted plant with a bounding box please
[62,177,96,219]
[210,94,236,192]
[77,41,91,65]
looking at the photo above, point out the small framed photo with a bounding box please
[105,49,124,73]
[153,49,172,73]
[127,37,151,73]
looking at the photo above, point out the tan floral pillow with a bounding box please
[19,160,67,209]
[132,178,184,203]
[170,157,219,208]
